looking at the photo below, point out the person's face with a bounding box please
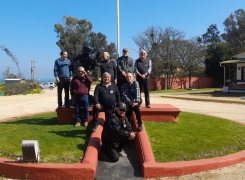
[126,73,134,83]
[123,51,129,56]
[116,108,126,117]
[78,69,85,77]
[140,51,147,60]
[103,54,109,60]
[103,75,111,84]
[61,52,68,60]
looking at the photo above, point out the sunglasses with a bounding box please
[119,109,126,112]
[140,53,146,55]
[78,71,84,72]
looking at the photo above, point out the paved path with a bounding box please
[1,89,245,179]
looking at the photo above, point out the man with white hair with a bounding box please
[95,52,117,83]
[70,66,93,127]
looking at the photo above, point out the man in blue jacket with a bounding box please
[54,50,73,108]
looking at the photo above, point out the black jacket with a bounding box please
[94,83,120,108]
[102,112,132,142]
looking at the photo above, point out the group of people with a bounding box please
[53,47,152,162]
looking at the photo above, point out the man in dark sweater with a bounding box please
[95,52,117,83]
[134,49,152,108]
[70,66,93,127]
[92,72,120,132]
[117,48,134,97]
[53,50,73,108]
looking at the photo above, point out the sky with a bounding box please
[0,0,244,81]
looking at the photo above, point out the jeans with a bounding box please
[75,95,89,123]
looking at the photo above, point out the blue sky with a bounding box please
[0,0,244,80]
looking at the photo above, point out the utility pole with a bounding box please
[30,60,36,82]
[6,67,11,78]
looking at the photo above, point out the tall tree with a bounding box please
[54,16,116,79]
[221,9,245,48]
[202,24,221,44]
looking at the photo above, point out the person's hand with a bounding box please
[122,71,126,77]
[56,77,60,83]
[95,103,101,110]
[129,101,134,107]
[128,132,136,140]
[141,74,146,79]
[114,79,117,84]
[70,77,73,82]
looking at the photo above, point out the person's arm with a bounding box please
[127,57,134,73]
[134,60,141,76]
[114,84,121,104]
[146,59,152,76]
[69,60,73,79]
[94,57,102,67]
[84,73,93,84]
[70,78,74,98]
[113,60,117,81]
[93,84,100,104]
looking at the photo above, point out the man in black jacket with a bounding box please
[100,102,136,162]
[134,49,152,108]
[95,52,117,83]
[92,72,120,132]
[117,48,134,97]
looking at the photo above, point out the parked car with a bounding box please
[40,82,56,90]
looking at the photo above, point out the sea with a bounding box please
[36,78,56,83]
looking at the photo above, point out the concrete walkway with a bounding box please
[1,89,245,179]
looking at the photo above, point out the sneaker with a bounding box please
[92,124,99,132]
[138,125,143,132]
[83,122,88,127]
[74,122,81,127]
[117,150,127,157]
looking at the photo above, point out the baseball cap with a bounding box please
[123,48,128,52]
[116,102,126,110]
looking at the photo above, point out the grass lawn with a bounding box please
[144,112,245,162]
[0,112,91,164]
[1,111,245,164]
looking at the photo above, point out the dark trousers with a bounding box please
[57,79,70,107]
[101,136,129,162]
[117,79,127,98]
[136,76,150,106]
[126,104,142,126]
[92,105,114,125]
[75,95,89,123]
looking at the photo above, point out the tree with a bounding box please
[221,9,245,48]
[133,26,186,89]
[176,37,206,88]
[201,24,222,44]
[0,45,21,78]
[54,16,116,79]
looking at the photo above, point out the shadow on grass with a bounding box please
[1,116,58,125]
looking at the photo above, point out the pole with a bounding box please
[116,0,120,58]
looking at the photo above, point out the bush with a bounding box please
[2,82,41,96]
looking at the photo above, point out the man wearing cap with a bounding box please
[117,48,134,97]
[100,102,136,162]
[122,72,143,131]
[92,72,120,132]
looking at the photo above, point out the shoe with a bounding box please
[74,122,81,127]
[117,150,127,157]
[92,124,99,132]
[83,122,88,127]
[146,105,151,108]
[138,125,143,132]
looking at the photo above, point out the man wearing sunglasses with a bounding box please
[122,72,143,131]
[134,49,152,108]
[70,66,93,127]
[100,102,136,162]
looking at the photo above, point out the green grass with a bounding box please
[0,112,91,163]
[150,88,221,94]
[144,112,245,162]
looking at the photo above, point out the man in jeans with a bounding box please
[54,50,73,108]
[92,72,120,132]
[70,66,93,127]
